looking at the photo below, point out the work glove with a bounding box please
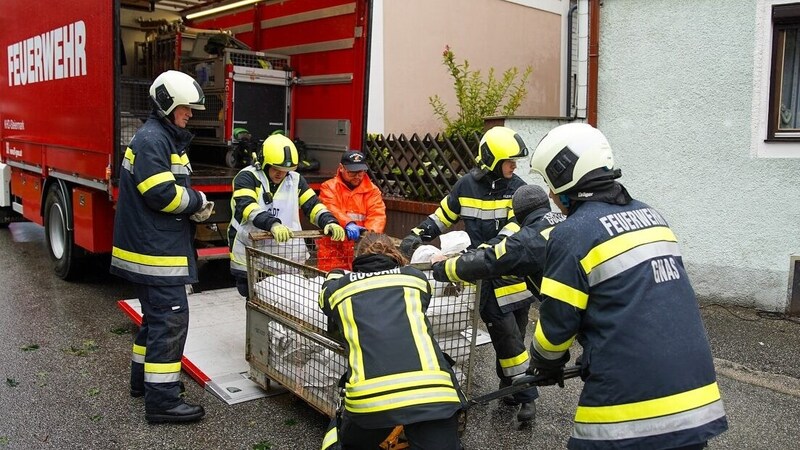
[399,228,424,258]
[345,222,366,241]
[270,222,294,243]
[324,223,346,241]
[526,350,570,388]
[190,201,214,222]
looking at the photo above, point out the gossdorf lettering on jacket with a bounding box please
[7,20,87,87]
[348,267,401,282]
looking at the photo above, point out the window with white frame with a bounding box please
[769,3,800,139]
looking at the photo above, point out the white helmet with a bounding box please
[530,123,615,194]
[149,70,205,116]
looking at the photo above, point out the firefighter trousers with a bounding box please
[323,411,461,450]
[130,283,189,411]
[480,284,538,404]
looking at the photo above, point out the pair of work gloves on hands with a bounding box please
[268,222,349,243]
[399,228,425,258]
[190,192,214,223]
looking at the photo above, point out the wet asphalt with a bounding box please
[1,222,799,449]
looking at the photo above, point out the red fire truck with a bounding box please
[0,0,372,280]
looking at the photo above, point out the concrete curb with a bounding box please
[715,357,800,398]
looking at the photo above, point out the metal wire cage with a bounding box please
[245,231,481,417]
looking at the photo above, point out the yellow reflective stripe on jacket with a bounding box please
[434,197,458,227]
[588,241,683,287]
[347,370,455,396]
[494,279,531,308]
[299,188,315,206]
[494,238,508,259]
[111,246,189,278]
[321,427,337,450]
[540,226,555,240]
[122,147,135,173]
[580,226,677,274]
[340,299,363,383]
[575,382,722,423]
[345,386,461,413]
[242,202,259,222]
[573,400,726,441]
[161,184,186,212]
[309,203,326,224]
[459,197,512,220]
[540,277,589,310]
[533,320,574,358]
[137,171,175,195]
[405,287,438,372]
[169,154,190,175]
[444,258,463,282]
[233,188,258,200]
[327,275,429,310]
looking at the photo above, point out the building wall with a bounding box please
[369,0,565,135]
[583,0,799,311]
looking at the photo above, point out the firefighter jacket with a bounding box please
[110,113,204,286]
[228,166,337,277]
[414,168,532,313]
[533,198,728,449]
[432,207,566,306]
[318,172,386,233]
[319,254,465,429]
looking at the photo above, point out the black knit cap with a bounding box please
[512,185,550,221]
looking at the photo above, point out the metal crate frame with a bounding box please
[244,231,482,418]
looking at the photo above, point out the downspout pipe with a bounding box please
[588,0,600,126]
[566,2,578,118]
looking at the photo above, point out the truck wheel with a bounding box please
[44,186,82,280]
[224,148,239,168]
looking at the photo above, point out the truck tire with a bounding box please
[44,186,83,280]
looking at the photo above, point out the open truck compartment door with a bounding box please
[0,0,372,280]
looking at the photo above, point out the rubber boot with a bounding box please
[517,401,536,422]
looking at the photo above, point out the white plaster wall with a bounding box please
[592,0,800,311]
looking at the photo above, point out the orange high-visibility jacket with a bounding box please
[319,174,386,233]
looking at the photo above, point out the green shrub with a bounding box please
[430,46,532,137]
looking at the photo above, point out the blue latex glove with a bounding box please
[345,222,364,241]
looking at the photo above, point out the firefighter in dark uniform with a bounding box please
[430,183,566,345]
[527,123,728,449]
[320,233,464,450]
[400,126,538,422]
[228,134,345,298]
[111,70,211,423]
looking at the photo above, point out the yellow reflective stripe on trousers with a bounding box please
[131,344,146,364]
[580,226,677,274]
[405,287,438,372]
[347,370,454,397]
[540,277,588,310]
[575,382,722,423]
[494,279,531,309]
[499,349,529,377]
[144,361,182,383]
[111,247,189,277]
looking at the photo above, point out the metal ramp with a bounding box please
[117,287,286,405]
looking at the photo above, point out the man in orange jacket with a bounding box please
[319,150,386,240]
